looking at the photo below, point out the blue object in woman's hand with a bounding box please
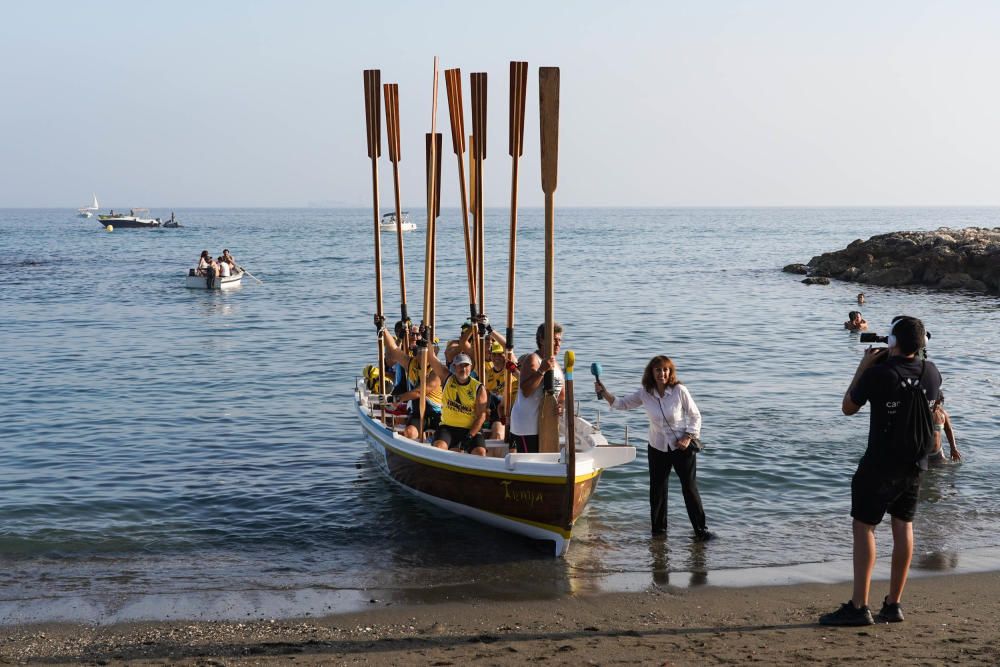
[591,362,604,398]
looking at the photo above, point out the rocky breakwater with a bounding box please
[784,228,1000,294]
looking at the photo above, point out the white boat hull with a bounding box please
[380,221,417,232]
[185,270,244,290]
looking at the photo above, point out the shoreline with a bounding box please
[2,570,998,665]
[4,546,998,629]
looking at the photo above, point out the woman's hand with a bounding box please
[950,446,962,462]
[676,435,692,450]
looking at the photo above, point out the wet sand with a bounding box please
[2,571,998,665]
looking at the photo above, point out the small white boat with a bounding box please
[356,379,635,556]
[77,193,99,218]
[185,268,244,290]
[97,208,161,229]
[380,211,416,232]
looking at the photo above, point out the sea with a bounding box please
[1,207,998,624]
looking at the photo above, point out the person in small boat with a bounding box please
[929,392,961,465]
[508,322,565,454]
[378,321,442,439]
[425,353,488,455]
[223,249,237,271]
[205,255,219,289]
[594,355,711,541]
[197,251,211,276]
[844,311,868,331]
[217,256,232,279]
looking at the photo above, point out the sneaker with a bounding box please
[877,597,904,623]
[819,601,874,626]
[693,530,715,542]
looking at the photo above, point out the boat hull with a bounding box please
[356,384,634,555]
[380,222,417,232]
[185,270,244,290]
[97,216,160,229]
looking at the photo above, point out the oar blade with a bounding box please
[539,392,561,453]
[383,83,401,163]
[509,61,528,158]
[363,69,382,158]
[539,67,559,193]
[444,68,466,156]
[470,73,487,160]
[426,132,442,219]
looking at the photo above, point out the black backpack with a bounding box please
[886,361,935,469]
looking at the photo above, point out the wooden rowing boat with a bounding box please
[355,379,634,555]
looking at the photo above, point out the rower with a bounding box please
[483,340,518,441]
[425,353,488,456]
[378,320,442,439]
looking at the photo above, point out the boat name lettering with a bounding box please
[500,480,543,507]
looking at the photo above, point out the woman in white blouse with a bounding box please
[595,355,712,541]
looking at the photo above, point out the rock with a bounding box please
[791,227,1000,294]
[801,277,830,285]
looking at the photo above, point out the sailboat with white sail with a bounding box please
[77,194,99,218]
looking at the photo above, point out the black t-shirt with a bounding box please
[850,355,942,471]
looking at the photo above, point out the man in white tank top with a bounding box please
[509,322,564,453]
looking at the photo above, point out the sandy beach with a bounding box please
[2,571,997,665]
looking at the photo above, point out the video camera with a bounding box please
[859,330,931,360]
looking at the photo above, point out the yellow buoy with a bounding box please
[105,225,114,232]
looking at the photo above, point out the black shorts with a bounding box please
[405,409,441,432]
[509,433,539,454]
[851,463,922,525]
[487,393,504,426]
[433,425,485,453]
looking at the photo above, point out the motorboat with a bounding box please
[380,211,416,232]
[97,209,161,229]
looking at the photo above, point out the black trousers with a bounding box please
[648,445,707,534]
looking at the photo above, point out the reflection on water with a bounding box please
[915,550,960,571]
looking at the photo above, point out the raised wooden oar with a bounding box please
[425,132,442,333]
[363,69,386,411]
[383,82,410,346]
[443,68,478,323]
[504,61,528,425]
[537,66,560,454]
[470,72,488,383]
[418,56,440,442]
[563,349,577,530]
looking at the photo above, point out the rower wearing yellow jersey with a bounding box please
[378,321,442,440]
[483,340,519,440]
[426,353,488,456]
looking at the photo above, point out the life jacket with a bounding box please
[441,375,483,429]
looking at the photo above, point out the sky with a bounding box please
[2,1,1000,208]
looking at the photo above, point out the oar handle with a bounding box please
[590,362,604,398]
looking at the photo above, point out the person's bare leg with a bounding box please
[851,519,877,608]
[887,517,914,604]
[433,440,449,450]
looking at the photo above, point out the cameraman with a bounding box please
[820,316,941,627]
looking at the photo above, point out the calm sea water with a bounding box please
[1,207,998,623]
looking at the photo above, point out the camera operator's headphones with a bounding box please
[887,316,931,349]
